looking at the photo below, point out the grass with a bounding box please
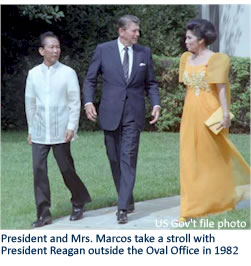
[1,131,250,229]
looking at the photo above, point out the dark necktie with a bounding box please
[123,47,129,81]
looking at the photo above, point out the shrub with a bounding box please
[1,5,198,131]
[2,6,249,133]
[229,57,250,133]
[150,55,250,133]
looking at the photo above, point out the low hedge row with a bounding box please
[2,55,249,133]
[144,54,250,133]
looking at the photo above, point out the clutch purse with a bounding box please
[205,107,234,135]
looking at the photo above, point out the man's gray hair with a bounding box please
[117,15,140,30]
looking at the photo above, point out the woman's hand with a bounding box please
[216,114,231,130]
[216,83,231,130]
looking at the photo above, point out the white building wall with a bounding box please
[219,5,250,57]
[201,4,250,57]
[201,4,210,20]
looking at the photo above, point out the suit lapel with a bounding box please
[128,45,140,85]
[110,40,127,83]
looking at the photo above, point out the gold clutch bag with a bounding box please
[204,107,234,135]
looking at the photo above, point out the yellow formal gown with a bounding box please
[179,52,250,219]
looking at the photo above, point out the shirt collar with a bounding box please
[41,61,60,71]
[117,38,133,53]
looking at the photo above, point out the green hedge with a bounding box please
[65,54,250,134]
[229,57,250,133]
[2,5,198,132]
[1,55,249,133]
[148,55,250,133]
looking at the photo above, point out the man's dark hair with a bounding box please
[39,31,60,48]
[186,19,217,46]
[117,15,140,30]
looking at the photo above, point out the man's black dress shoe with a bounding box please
[70,207,84,221]
[116,204,134,216]
[32,216,52,228]
[117,210,128,224]
[127,204,135,214]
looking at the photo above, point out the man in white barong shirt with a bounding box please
[25,31,91,228]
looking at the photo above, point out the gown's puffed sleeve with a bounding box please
[179,52,192,82]
[207,53,230,84]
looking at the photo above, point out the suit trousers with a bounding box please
[104,98,140,210]
[32,142,91,218]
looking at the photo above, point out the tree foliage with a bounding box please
[19,5,64,24]
[2,5,199,130]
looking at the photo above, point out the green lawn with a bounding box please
[1,131,250,229]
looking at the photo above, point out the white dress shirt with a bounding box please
[25,61,80,144]
[117,38,133,79]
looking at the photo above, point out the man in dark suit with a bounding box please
[83,15,160,224]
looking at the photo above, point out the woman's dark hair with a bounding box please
[186,19,217,46]
[39,31,60,48]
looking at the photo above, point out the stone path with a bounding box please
[35,195,250,230]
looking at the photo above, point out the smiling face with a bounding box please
[119,22,140,46]
[39,37,61,66]
[185,30,204,53]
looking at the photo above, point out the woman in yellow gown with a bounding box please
[179,19,250,220]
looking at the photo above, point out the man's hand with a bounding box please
[27,134,32,145]
[85,103,97,122]
[149,106,161,124]
[65,129,74,143]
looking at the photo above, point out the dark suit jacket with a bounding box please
[83,39,160,131]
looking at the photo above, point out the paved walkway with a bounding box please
[35,196,250,230]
